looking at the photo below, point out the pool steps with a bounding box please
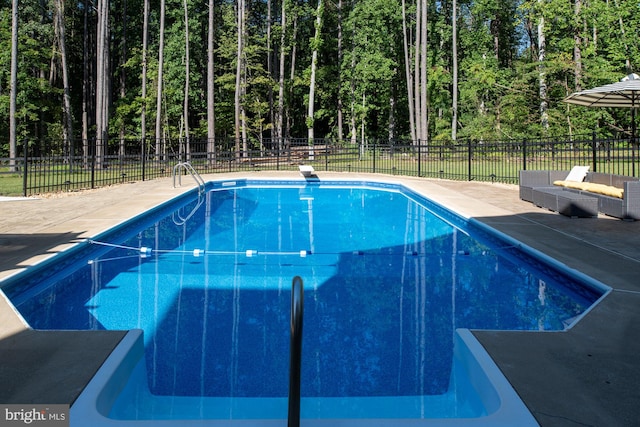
[70,329,539,426]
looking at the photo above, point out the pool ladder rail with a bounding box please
[171,193,205,226]
[172,162,206,226]
[172,161,206,194]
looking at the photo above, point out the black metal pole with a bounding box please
[632,106,636,177]
[372,141,376,173]
[288,276,304,427]
[417,139,422,177]
[141,137,147,181]
[22,138,28,197]
[591,131,597,173]
[467,138,473,181]
[325,141,329,172]
[91,138,96,189]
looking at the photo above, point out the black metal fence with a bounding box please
[1,133,638,196]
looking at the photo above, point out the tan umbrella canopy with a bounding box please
[564,73,640,175]
[563,73,640,144]
[564,73,640,108]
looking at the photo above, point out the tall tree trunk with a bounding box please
[349,4,356,145]
[234,0,245,158]
[336,0,343,141]
[155,0,166,159]
[350,30,356,145]
[183,0,190,159]
[451,0,458,141]
[389,78,396,140]
[118,0,128,158]
[414,0,422,143]
[267,0,274,142]
[9,0,18,172]
[241,44,247,156]
[361,93,365,142]
[401,0,416,143]
[286,14,298,139]
[240,4,248,157]
[207,0,216,162]
[82,1,90,168]
[419,0,428,143]
[276,0,286,146]
[538,1,548,133]
[95,0,110,168]
[307,0,323,155]
[491,17,499,61]
[55,0,75,165]
[141,0,149,148]
[525,17,535,62]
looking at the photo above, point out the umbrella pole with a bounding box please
[633,106,637,176]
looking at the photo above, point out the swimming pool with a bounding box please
[1,179,607,426]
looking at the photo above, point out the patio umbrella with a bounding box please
[563,73,640,144]
[564,73,640,174]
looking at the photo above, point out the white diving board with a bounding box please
[299,165,315,177]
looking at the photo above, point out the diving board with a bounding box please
[299,165,315,177]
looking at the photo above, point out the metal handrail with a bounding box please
[172,161,205,194]
[171,192,205,226]
[288,276,304,427]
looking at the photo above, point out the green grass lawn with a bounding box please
[0,174,25,196]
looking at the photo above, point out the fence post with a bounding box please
[141,137,147,181]
[91,138,96,189]
[22,138,28,197]
[522,139,527,171]
[591,131,597,173]
[417,140,422,177]
[324,142,329,171]
[372,141,376,173]
[467,139,473,181]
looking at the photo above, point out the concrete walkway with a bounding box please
[1,172,639,425]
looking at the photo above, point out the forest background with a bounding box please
[0,0,639,159]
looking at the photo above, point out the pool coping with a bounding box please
[2,171,640,426]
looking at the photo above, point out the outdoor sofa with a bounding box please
[519,169,640,220]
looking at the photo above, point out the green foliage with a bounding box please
[0,0,639,155]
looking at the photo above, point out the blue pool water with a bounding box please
[2,180,603,421]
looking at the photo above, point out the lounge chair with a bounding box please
[520,167,640,220]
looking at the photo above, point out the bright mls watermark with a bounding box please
[0,405,68,427]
